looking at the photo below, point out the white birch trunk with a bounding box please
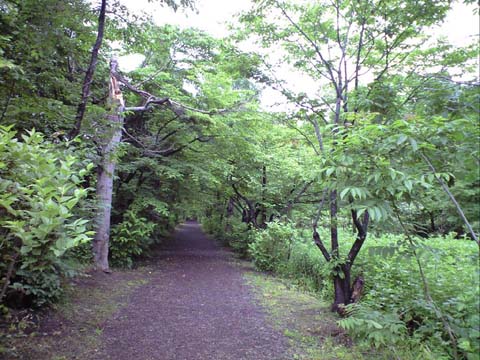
[93,57,124,272]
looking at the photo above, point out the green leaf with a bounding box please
[404,179,413,192]
[340,188,350,199]
[396,134,407,145]
[326,167,335,177]
[409,138,418,152]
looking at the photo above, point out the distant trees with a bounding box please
[237,0,478,311]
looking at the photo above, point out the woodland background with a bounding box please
[0,0,478,359]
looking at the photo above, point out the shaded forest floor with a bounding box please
[1,222,369,360]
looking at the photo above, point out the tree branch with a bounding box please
[420,152,479,245]
[347,209,370,267]
[312,189,331,261]
[275,1,339,93]
[69,0,107,139]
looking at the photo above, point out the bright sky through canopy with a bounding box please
[117,0,479,108]
[120,0,478,44]
[118,0,478,71]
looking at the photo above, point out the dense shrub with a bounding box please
[226,227,253,257]
[248,222,332,295]
[0,127,93,307]
[110,209,156,268]
[248,221,297,271]
[283,241,332,296]
[243,221,479,358]
[202,215,255,256]
[339,234,479,359]
[201,214,225,240]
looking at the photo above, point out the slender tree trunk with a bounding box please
[0,251,18,303]
[68,0,107,139]
[0,81,15,123]
[329,189,349,312]
[241,209,248,223]
[421,152,479,245]
[93,57,124,272]
[260,165,267,228]
[225,197,234,233]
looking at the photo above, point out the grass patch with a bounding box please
[242,264,386,360]
[0,266,152,360]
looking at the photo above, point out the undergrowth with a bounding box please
[208,219,479,359]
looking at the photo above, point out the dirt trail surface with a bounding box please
[95,221,290,360]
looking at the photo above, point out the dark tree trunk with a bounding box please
[0,251,18,303]
[430,211,436,232]
[331,209,370,312]
[248,204,258,228]
[259,165,267,228]
[332,265,352,312]
[232,183,258,228]
[330,189,339,258]
[241,209,248,223]
[332,269,364,313]
[69,0,107,139]
[225,197,234,233]
[329,189,351,313]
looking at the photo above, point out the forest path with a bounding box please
[95,221,290,360]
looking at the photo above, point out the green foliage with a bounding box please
[339,306,408,349]
[247,224,332,295]
[110,210,156,268]
[243,219,478,358]
[284,239,333,297]
[0,127,93,306]
[0,4,477,360]
[0,0,99,134]
[249,222,297,271]
[201,214,226,240]
[227,223,255,257]
[338,234,479,359]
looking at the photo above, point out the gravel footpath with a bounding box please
[95,221,290,360]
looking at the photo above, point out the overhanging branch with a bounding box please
[113,69,246,116]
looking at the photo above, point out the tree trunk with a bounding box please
[93,57,124,272]
[430,211,436,232]
[241,208,248,223]
[225,197,234,233]
[332,265,351,313]
[69,0,107,139]
[259,165,267,228]
[329,189,348,312]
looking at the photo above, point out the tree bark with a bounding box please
[68,0,107,139]
[329,189,349,312]
[332,266,351,313]
[351,275,364,303]
[232,183,258,228]
[93,57,124,272]
[259,165,267,228]
[430,211,436,232]
[225,197,234,233]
